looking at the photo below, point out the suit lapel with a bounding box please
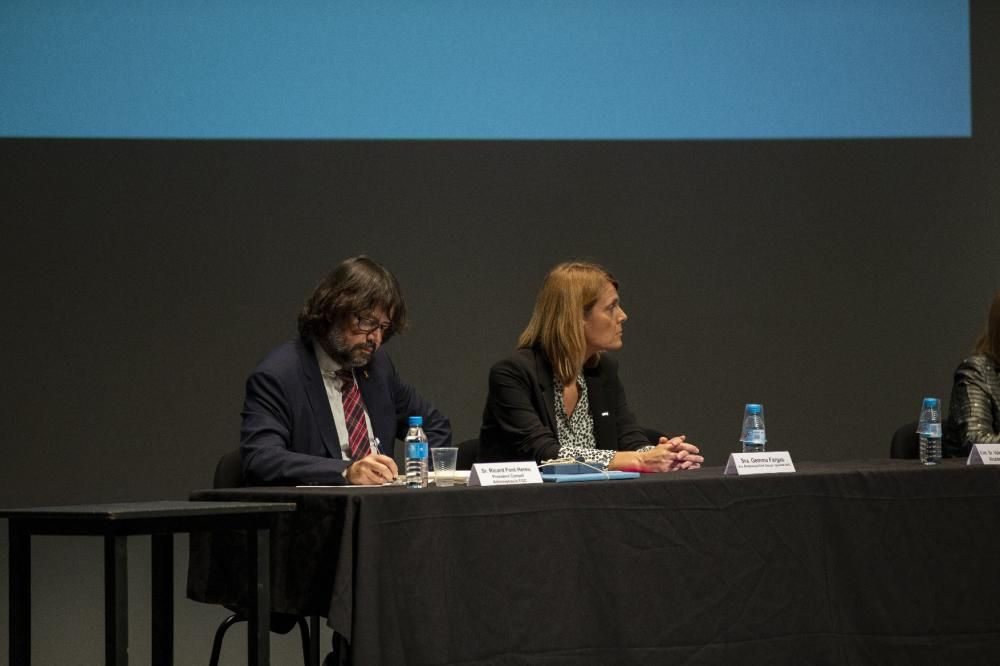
[297,339,342,459]
[584,371,605,417]
[356,360,392,447]
[534,348,558,432]
[585,361,615,449]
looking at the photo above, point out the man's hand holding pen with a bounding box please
[344,436,399,485]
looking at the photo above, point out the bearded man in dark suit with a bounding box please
[241,256,451,486]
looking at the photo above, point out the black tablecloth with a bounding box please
[188,459,1000,664]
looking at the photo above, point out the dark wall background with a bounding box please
[2,3,997,664]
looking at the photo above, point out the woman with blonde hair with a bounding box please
[944,290,1000,456]
[478,261,702,471]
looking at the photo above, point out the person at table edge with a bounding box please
[944,289,1000,457]
[241,256,451,485]
[478,260,702,472]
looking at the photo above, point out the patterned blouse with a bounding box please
[553,374,617,469]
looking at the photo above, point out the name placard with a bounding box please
[469,462,543,486]
[723,451,796,476]
[967,443,1000,465]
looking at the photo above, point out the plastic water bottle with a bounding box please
[405,415,429,488]
[917,397,942,465]
[740,403,767,454]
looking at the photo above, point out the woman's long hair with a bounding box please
[974,290,1000,362]
[517,261,617,384]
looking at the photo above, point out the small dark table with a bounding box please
[3,500,296,666]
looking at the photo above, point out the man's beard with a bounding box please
[326,329,375,368]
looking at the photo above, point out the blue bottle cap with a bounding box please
[408,415,423,427]
[921,397,939,408]
[746,403,762,414]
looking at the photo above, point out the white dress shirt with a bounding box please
[313,341,376,461]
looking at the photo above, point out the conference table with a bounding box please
[187,459,1000,664]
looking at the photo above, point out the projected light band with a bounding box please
[0,1,971,139]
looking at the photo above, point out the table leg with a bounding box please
[151,533,173,665]
[247,527,270,666]
[9,521,30,666]
[104,534,128,666]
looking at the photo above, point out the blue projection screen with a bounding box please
[0,1,970,140]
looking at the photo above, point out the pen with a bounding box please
[369,435,403,485]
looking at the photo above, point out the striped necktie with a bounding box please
[336,369,371,460]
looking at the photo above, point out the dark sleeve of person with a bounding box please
[240,369,349,486]
[603,356,651,452]
[482,357,561,463]
[387,356,452,448]
[946,356,1000,456]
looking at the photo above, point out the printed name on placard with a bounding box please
[469,462,543,486]
[723,451,796,476]
[967,443,1000,465]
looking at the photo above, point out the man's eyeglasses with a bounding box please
[355,315,391,335]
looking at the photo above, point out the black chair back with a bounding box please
[890,421,920,459]
[457,438,479,469]
[207,448,319,664]
[213,449,244,488]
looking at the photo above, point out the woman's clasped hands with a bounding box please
[610,435,703,473]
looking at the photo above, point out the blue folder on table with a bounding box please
[540,471,640,483]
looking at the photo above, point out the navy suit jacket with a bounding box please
[241,338,451,485]
[478,345,647,464]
